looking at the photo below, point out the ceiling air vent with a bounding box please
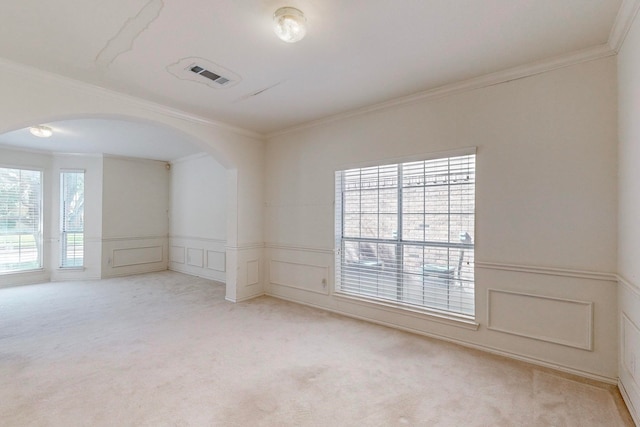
[189,65,230,86]
[166,57,241,89]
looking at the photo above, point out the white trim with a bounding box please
[111,245,163,268]
[487,289,594,351]
[102,153,169,165]
[608,0,640,52]
[267,44,614,138]
[102,235,167,242]
[169,235,226,244]
[476,261,617,282]
[226,242,264,251]
[269,259,330,295]
[618,274,640,298]
[619,379,640,426]
[265,243,334,254]
[335,146,477,172]
[169,152,212,165]
[225,293,265,303]
[0,57,262,140]
[265,292,617,384]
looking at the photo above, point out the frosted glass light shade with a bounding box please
[273,7,306,43]
[29,125,53,138]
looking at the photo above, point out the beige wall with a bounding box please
[617,7,640,424]
[169,153,227,282]
[101,156,170,278]
[265,56,619,381]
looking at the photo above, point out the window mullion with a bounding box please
[396,164,403,301]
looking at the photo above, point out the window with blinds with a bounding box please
[335,153,475,316]
[0,167,43,273]
[60,171,84,268]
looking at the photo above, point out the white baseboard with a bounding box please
[225,292,265,303]
[619,379,639,426]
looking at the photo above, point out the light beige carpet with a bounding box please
[0,271,633,426]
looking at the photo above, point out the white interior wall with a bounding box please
[169,153,227,281]
[101,156,169,278]
[616,8,640,424]
[265,56,619,382]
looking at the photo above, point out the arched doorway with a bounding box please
[0,116,238,296]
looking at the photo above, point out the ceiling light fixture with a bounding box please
[29,125,53,138]
[273,7,306,43]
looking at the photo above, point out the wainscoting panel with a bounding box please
[247,259,260,286]
[102,236,168,278]
[622,314,640,384]
[170,246,185,264]
[224,243,264,302]
[169,236,226,282]
[112,245,163,267]
[187,248,204,268]
[206,250,226,272]
[487,289,593,350]
[619,277,640,425]
[270,259,329,295]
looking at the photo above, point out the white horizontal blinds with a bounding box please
[336,154,475,316]
[339,165,401,301]
[0,167,42,273]
[401,155,475,314]
[60,171,84,268]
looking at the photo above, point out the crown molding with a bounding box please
[266,44,615,139]
[0,57,263,140]
[169,151,211,165]
[608,0,640,52]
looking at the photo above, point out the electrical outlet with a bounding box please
[321,278,327,288]
[630,353,637,377]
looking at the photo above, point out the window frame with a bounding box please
[0,165,44,274]
[334,150,476,318]
[59,169,85,269]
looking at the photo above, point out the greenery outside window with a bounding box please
[60,171,84,268]
[0,167,43,273]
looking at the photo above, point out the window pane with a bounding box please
[343,214,361,238]
[379,189,397,214]
[360,214,378,239]
[402,213,426,241]
[402,187,424,214]
[336,154,475,316]
[0,168,42,273]
[61,171,84,268]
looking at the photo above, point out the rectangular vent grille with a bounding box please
[190,65,230,86]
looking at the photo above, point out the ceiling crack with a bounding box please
[95,0,164,68]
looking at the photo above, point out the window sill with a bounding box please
[333,291,480,331]
[57,267,85,272]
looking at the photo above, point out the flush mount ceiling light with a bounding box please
[273,7,306,43]
[29,125,53,138]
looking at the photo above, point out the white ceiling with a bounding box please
[0,0,624,158]
[0,119,202,162]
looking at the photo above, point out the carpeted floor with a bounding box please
[0,271,633,426]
